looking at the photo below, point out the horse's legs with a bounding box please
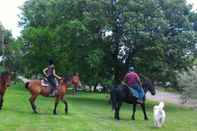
[141,103,148,120]
[61,99,68,114]
[29,95,38,113]
[131,103,136,120]
[53,97,60,115]
[0,94,4,110]
[115,102,121,120]
[73,85,78,95]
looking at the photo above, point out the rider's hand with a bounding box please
[121,81,126,85]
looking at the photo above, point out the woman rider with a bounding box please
[43,60,61,94]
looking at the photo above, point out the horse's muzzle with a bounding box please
[151,91,156,96]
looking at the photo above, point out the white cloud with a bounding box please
[0,0,26,38]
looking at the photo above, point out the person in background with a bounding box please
[72,72,81,95]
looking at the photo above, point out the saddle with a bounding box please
[41,78,59,87]
[41,78,59,96]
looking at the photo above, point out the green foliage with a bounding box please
[18,0,197,85]
[0,66,6,74]
[0,22,16,72]
[177,67,197,100]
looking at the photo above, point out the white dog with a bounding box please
[153,102,166,128]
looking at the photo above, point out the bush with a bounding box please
[0,65,6,74]
[177,67,197,102]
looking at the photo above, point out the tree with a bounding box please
[19,0,197,86]
[177,67,197,101]
[0,22,15,72]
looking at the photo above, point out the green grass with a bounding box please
[0,82,197,131]
[158,87,179,93]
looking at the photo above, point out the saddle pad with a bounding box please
[41,80,49,87]
[41,79,59,87]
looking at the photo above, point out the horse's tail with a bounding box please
[110,86,117,111]
[17,76,29,83]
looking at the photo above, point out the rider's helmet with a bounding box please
[48,59,55,69]
[48,59,54,65]
[129,66,134,72]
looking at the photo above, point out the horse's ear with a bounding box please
[63,74,72,83]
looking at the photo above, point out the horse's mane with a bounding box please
[63,74,72,83]
[0,71,10,85]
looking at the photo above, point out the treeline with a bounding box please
[1,0,197,87]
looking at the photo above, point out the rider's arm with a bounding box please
[137,76,142,87]
[43,68,48,77]
[53,69,61,80]
[122,74,128,85]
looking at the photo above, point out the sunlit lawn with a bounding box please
[0,82,196,131]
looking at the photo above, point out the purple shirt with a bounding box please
[124,72,139,86]
[47,66,54,76]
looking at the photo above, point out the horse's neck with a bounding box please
[0,79,6,91]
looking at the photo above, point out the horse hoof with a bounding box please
[53,111,57,115]
[115,117,120,120]
[145,117,149,120]
[33,111,38,114]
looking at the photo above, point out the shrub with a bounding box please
[177,67,197,102]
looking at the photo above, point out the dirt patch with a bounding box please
[146,90,197,108]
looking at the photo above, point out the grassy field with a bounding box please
[0,83,196,131]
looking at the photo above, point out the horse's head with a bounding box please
[59,74,72,87]
[0,71,11,87]
[142,79,156,95]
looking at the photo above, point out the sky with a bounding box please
[0,0,26,38]
[0,0,197,38]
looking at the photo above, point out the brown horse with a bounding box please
[19,75,72,115]
[0,71,11,110]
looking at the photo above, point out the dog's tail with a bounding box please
[159,101,165,109]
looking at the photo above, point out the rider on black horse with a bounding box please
[123,66,145,104]
[43,60,61,95]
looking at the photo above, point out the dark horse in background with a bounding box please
[0,71,11,110]
[111,78,156,120]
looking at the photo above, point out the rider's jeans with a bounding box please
[129,84,145,101]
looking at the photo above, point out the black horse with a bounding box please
[110,79,156,120]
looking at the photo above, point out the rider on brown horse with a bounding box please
[43,60,61,95]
